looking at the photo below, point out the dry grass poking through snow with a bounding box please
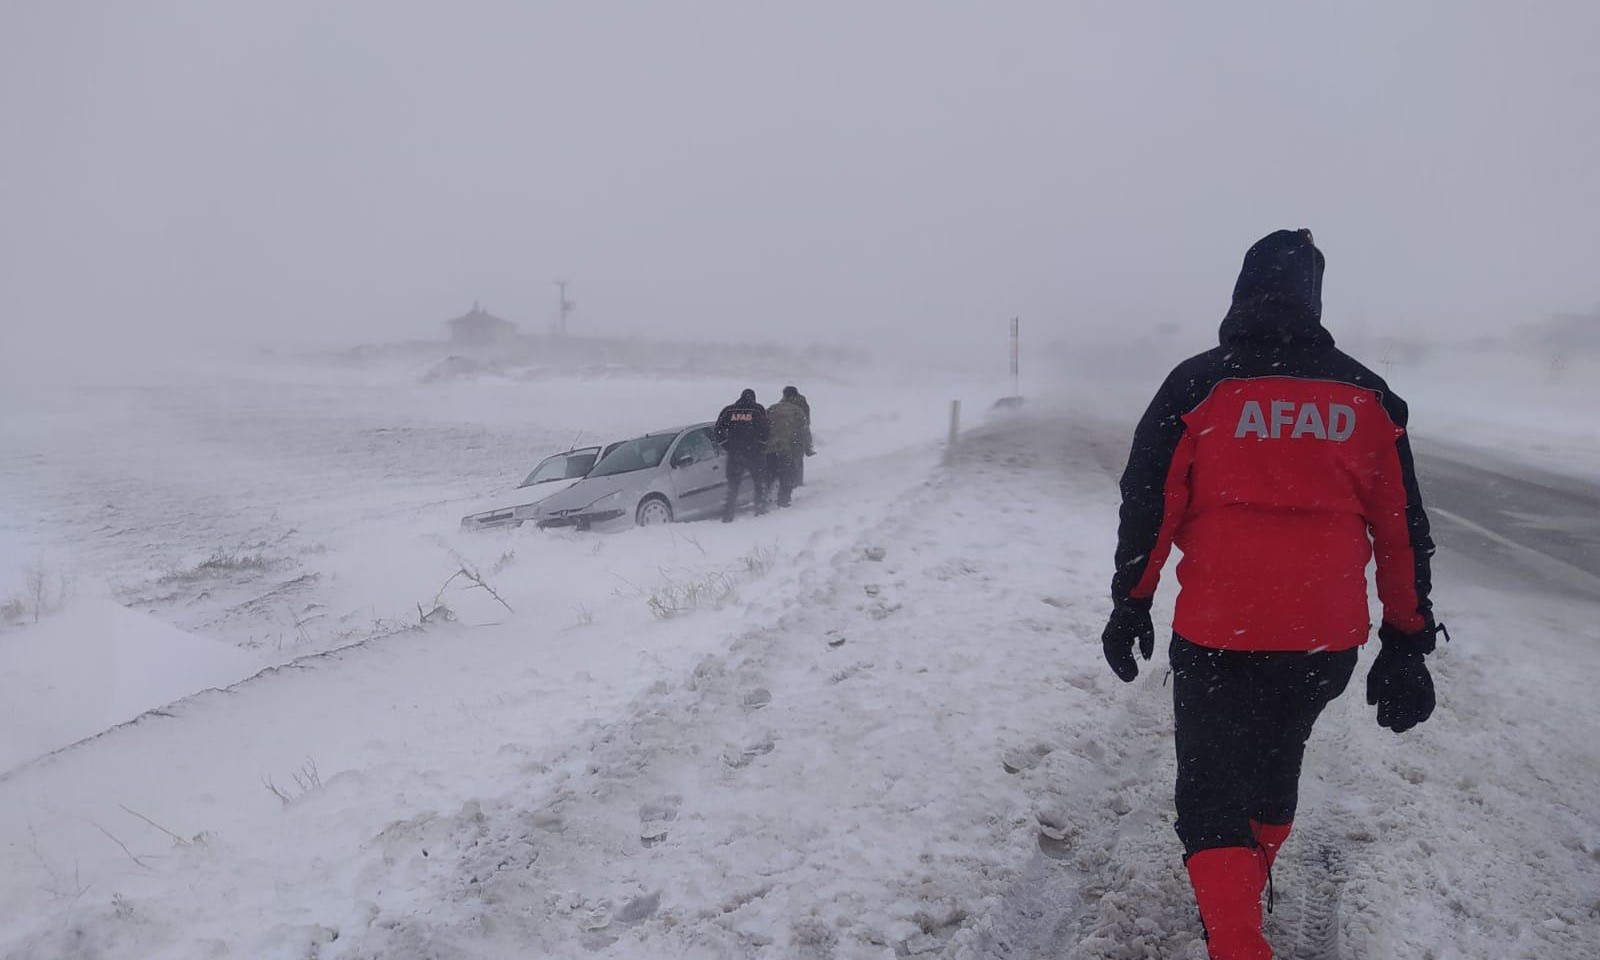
[263,757,324,807]
[1,559,74,627]
[156,549,293,585]
[622,542,779,619]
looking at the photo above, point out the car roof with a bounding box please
[633,422,713,439]
[530,446,601,467]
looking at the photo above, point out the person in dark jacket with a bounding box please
[782,385,815,485]
[713,389,771,521]
[1102,229,1445,960]
[765,393,812,507]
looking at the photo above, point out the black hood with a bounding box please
[1219,229,1332,347]
[735,389,758,406]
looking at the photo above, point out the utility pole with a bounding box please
[553,280,575,338]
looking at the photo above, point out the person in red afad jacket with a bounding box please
[1102,229,1446,960]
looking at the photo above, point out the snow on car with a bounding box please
[459,443,618,531]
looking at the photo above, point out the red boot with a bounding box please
[1186,847,1273,959]
[1249,819,1292,869]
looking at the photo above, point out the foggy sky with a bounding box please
[2,2,1597,363]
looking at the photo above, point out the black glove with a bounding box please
[1102,602,1155,683]
[1366,621,1440,733]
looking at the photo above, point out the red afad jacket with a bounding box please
[1111,231,1435,651]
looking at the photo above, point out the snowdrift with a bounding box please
[0,600,259,773]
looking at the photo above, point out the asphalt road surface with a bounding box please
[1413,438,1600,602]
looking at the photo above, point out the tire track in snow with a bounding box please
[1262,821,1346,960]
[941,417,1209,960]
[1241,685,1355,960]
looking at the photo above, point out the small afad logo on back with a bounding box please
[1235,400,1355,441]
[731,411,754,423]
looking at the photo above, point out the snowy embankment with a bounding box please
[3,404,1597,959]
[0,601,258,773]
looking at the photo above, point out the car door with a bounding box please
[665,427,726,519]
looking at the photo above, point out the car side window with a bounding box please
[673,428,716,465]
[565,453,598,478]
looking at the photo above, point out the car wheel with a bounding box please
[636,496,673,526]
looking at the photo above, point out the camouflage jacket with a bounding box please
[765,399,812,455]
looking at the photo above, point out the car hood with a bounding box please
[463,477,585,518]
[534,472,647,515]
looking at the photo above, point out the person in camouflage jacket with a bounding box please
[783,385,814,486]
[765,393,812,508]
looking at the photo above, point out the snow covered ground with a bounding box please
[1,358,1597,959]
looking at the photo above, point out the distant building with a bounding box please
[445,302,518,346]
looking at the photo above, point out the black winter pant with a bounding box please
[722,450,768,519]
[1171,634,1357,857]
[767,451,798,505]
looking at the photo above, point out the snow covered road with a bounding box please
[2,405,1597,959]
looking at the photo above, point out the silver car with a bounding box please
[533,423,748,529]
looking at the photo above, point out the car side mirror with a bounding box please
[671,454,695,469]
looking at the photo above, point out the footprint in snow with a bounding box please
[722,736,776,768]
[617,891,661,923]
[1037,833,1074,860]
[639,797,680,846]
[1001,742,1054,774]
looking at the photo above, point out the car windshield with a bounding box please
[588,434,676,478]
[519,450,598,488]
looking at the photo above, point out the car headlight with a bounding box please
[585,490,624,510]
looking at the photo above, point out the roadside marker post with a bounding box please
[945,400,962,464]
[1010,316,1020,399]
